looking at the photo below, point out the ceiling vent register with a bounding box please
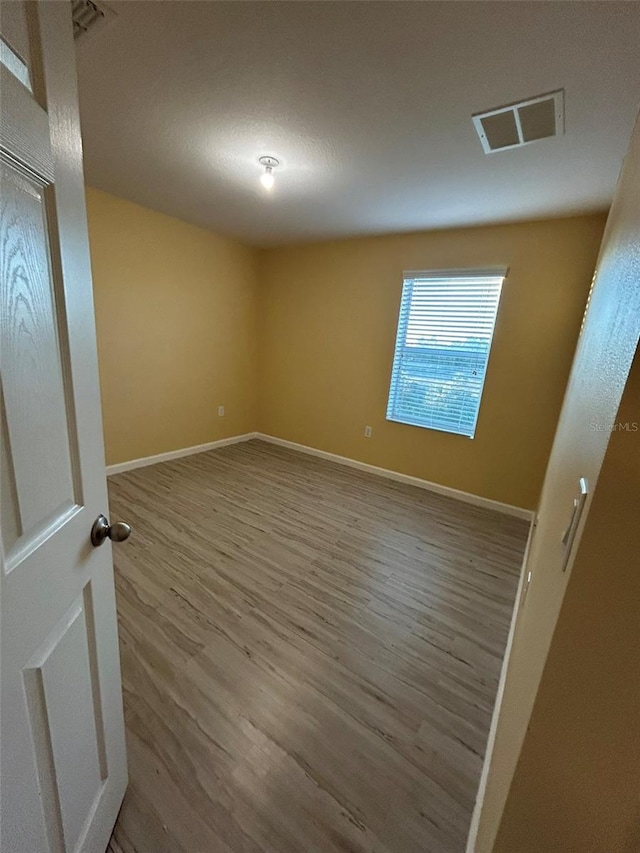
[71,0,115,42]
[473,90,564,154]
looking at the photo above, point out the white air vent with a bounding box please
[71,0,115,42]
[473,90,564,154]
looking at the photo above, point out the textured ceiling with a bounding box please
[76,1,640,247]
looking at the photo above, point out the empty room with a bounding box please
[1,2,639,853]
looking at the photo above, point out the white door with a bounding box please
[1,2,128,851]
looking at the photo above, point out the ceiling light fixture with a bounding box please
[259,155,279,191]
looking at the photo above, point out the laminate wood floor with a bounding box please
[106,439,528,853]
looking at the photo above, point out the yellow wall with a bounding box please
[86,188,258,466]
[257,215,606,510]
[87,187,604,505]
[494,346,640,852]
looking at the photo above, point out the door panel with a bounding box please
[24,593,105,852]
[0,67,53,178]
[0,0,33,84]
[1,161,80,564]
[1,3,127,851]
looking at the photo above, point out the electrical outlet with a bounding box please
[364,425,372,438]
[218,405,225,417]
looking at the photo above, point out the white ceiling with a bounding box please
[77,1,640,247]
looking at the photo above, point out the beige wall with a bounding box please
[86,188,258,466]
[494,346,640,852]
[257,216,606,510]
[87,187,604,505]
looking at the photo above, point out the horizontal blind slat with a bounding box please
[387,271,503,438]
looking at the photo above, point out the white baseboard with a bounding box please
[107,430,534,521]
[106,433,258,476]
[255,433,534,521]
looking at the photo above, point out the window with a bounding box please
[387,268,506,438]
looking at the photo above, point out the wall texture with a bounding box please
[494,346,640,852]
[257,215,606,510]
[86,188,258,466]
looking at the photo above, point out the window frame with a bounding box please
[386,267,507,439]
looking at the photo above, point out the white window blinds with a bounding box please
[386,269,506,438]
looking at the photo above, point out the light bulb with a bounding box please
[260,167,275,190]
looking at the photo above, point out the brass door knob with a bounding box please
[91,514,132,547]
